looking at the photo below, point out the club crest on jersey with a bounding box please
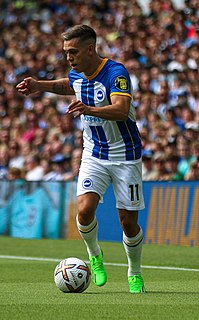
[96,89,105,101]
[115,76,129,91]
[82,178,93,189]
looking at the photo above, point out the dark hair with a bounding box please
[166,154,179,162]
[61,25,96,44]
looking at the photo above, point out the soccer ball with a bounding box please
[54,257,91,293]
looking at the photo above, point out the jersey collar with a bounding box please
[83,58,108,80]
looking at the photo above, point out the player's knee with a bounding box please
[77,193,99,225]
[119,209,139,237]
[77,202,95,225]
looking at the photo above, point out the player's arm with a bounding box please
[16,77,75,96]
[67,94,131,121]
[89,94,131,120]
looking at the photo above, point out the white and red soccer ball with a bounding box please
[54,257,91,293]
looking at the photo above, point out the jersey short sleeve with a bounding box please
[108,63,132,99]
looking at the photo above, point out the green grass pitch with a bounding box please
[0,236,198,320]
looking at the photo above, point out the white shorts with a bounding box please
[77,155,145,211]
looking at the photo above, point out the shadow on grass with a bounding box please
[146,291,199,294]
[84,290,199,295]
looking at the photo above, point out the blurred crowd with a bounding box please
[0,0,199,181]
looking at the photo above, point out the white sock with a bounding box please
[123,228,143,276]
[76,216,100,257]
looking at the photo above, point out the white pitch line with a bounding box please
[0,255,60,262]
[0,255,199,272]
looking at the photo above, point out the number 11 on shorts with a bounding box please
[129,184,140,202]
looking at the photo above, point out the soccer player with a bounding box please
[16,24,146,293]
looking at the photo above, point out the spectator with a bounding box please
[59,114,75,145]
[43,154,71,181]
[7,167,25,180]
[24,154,44,181]
[185,161,199,180]
[177,140,197,178]
[70,147,83,181]
[8,141,24,169]
[73,129,83,148]
[0,145,9,179]
[142,150,159,181]
[187,80,199,113]
[164,154,184,181]
[153,151,168,181]
[190,141,199,160]
[184,121,199,141]
[40,158,52,178]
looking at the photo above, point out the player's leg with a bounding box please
[111,160,146,293]
[118,209,146,293]
[77,192,100,257]
[76,192,107,287]
[76,156,110,286]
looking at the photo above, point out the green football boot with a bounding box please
[128,275,146,293]
[89,250,107,286]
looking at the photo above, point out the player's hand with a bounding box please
[16,77,39,96]
[67,99,90,117]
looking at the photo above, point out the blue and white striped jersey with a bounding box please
[68,58,142,161]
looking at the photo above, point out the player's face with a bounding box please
[63,39,92,73]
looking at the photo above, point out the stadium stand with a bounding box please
[0,0,198,181]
